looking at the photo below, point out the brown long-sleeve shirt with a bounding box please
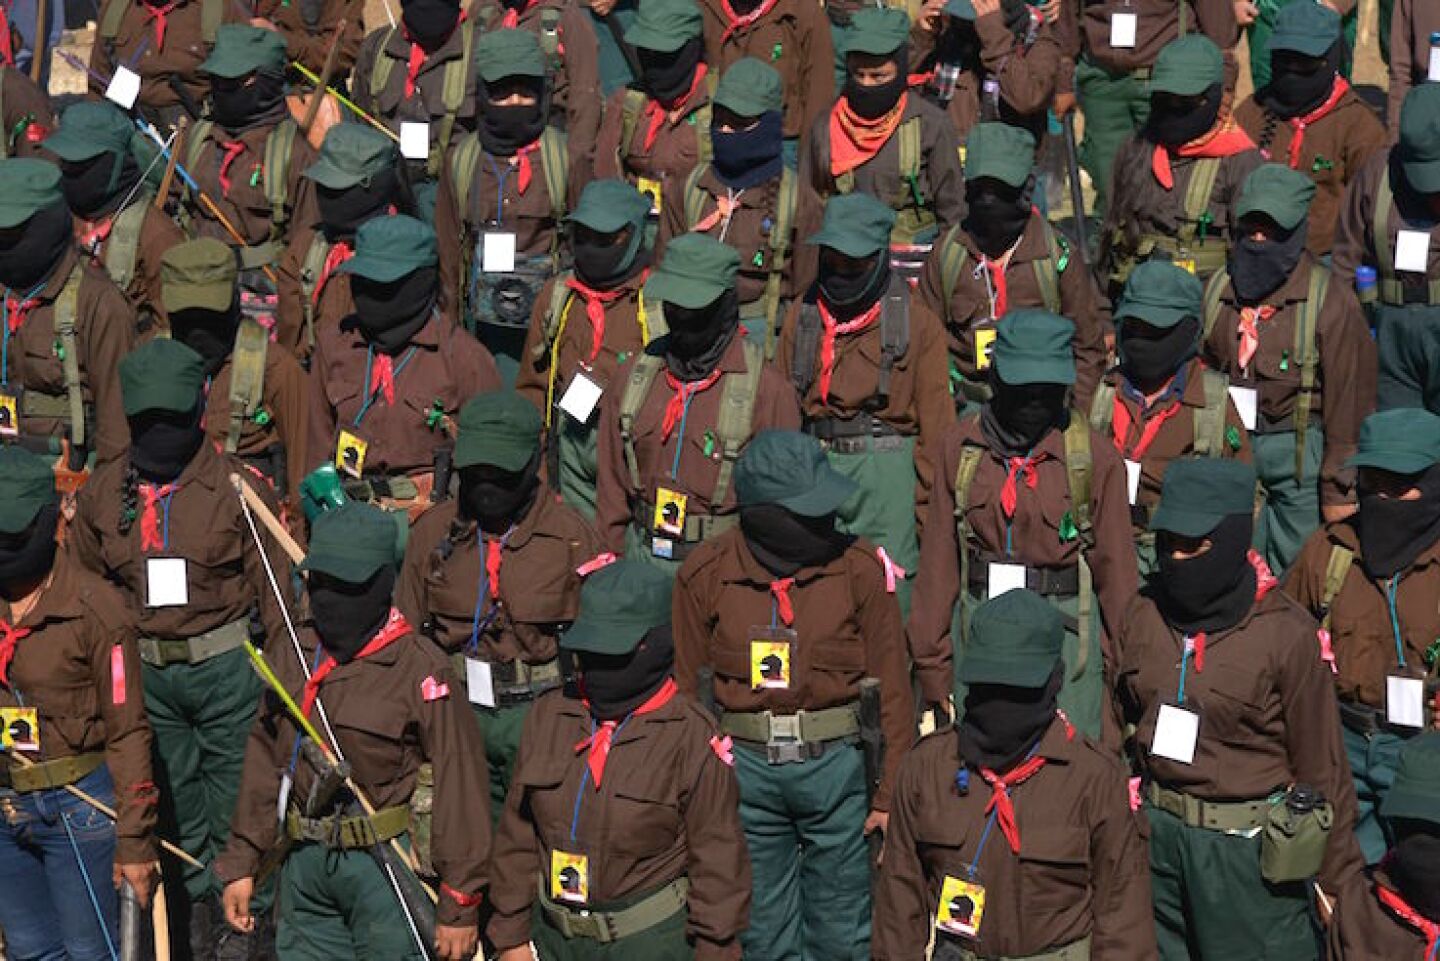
[486,687,750,957]
[672,531,915,808]
[1200,252,1376,508]
[2,67,53,157]
[872,717,1156,961]
[274,227,353,363]
[1333,149,1440,293]
[202,339,311,501]
[1053,0,1237,89]
[0,549,157,864]
[75,202,187,332]
[254,0,364,78]
[89,0,246,116]
[178,120,320,249]
[1388,0,1440,134]
[593,79,714,207]
[1327,871,1437,961]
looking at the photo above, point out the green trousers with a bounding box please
[1245,0,1357,90]
[1075,57,1151,219]
[1379,0,1394,65]
[532,892,692,959]
[473,701,531,824]
[734,744,871,961]
[554,413,600,520]
[480,325,528,389]
[1252,429,1323,578]
[1147,805,1320,961]
[275,842,428,961]
[826,438,919,619]
[1375,304,1440,415]
[1342,723,1410,866]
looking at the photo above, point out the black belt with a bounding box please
[805,415,898,442]
[1129,504,1150,528]
[967,560,1080,597]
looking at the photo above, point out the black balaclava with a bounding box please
[211,70,289,133]
[0,503,59,595]
[1146,83,1224,149]
[1356,464,1440,579]
[579,624,674,720]
[402,0,461,49]
[982,379,1068,457]
[351,266,438,354]
[713,111,784,190]
[477,79,548,157]
[1264,44,1342,119]
[937,19,981,69]
[128,400,207,484]
[1389,821,1440,920]
[640,38,704,105]
[317,168,400,241]
[844,47,909,121]
[740,504,854,578]
[818,251,890,319]
[1118,317,1200,393]
[0,201,74,292]
[665,289,739,380]
[310,567,397,663]
[1230,221,1309,304]
[958,660,1063,773]
[458,452,542,534]
[964,178,1031,260]
[1155,513,1256,634]
[61,150,142,220]
[170,303,241,377]
[573,225,647,288]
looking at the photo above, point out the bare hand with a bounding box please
[1053,91,1077,117]
[917,0,946,34]
[1232,0,1258,25]
[114,861,158,908]
[497,947,535,961]
[588,0,617,15]
[1321,503,1358,524]
[1040,0,1061,22]
[972,0,1001,15]
[249,16,279,29]
[435,924,479,961]
[222,878,256,934]
[864,810,889,837]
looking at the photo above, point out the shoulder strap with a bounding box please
[1292,264,1329,481]
[186,120,214,184]
[538,7,562,66]
[876,277,910,405]
[619,89,648,167]
[695,84,714,166]
[1201,268,1229,340]
[1181,157,1222,240]
[227,318,270,453]
[618,354,665,490]
[682,164,710,228]
[538,270,575,358]
[1318,543,1354,631]
[1192,367,1229,457]
[1062,414,1094,551]
[431,19,476,177]
[1088,380,1115,437]
[711,340,765,505]
[450,133,482,222]
[760,167,798,358]
[540,126,568,229]
[1375,163,1397,302]
[297,233,332,353]
[938,223,970,316]
[952,441,985,551]
[1033,221,1064,314]
[263,119,299,236]
[898,115,922,187]
[369,27,399,97]
[790,303,822,395]
[98,0,128,40]
[104,201,148,290]
[201,0,222,44]
[55,269,85,451]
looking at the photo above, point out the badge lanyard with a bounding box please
[568,715,633,844]
[1176,633,1203,705]
[0,279,47,389]
[669,396,697,479]
[1387,574,1408,671]
[485,155,517,227]
[158,490,177,551]
[466,526,516,655]
[353,344,419,426]
[961,741,1039,880]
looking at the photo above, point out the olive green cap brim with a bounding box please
[561,562,673,655]
[299,502,399,582]
[1150,36,1224,96]
[0,158,63,229]
[0,447,58,534]
[452,392,543,471]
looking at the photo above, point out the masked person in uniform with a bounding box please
[0,157,137,466]
[251,0,363,78]
[909,310,1137,737]
[307,214,502,521]
[435,29,578,384]
[277,122,411,365]
[216,502,490,961]
[594,233,801,572]
[672,430,912,961]
[0,61,52,158]
[777,192,954,618]
[1098,35,1263,300]
[919,122,1108,419]
[397,391,601,816]
[1091,260,1250,574]
[518,179,655,518]
[70,338,296,959]
[0,447,159,961]
[1202,164,1375,574]
[1114,457,1365,961]
[874,589,1155,961]
[1234,2,1383,258]
[1284,409,1440,866]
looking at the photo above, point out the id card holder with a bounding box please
[400,121,430,161]
[1109,11,1137,48]
[335,428,369,478]
[1124,459,1142,506]
[145,557,189,608]
[482,232,517,274]
[1152,703,1200,765]
[974,328,997,370]
[1395,230,1431,274]
[637,176,663,217]
[0,390,19,438]
[550,849,589,905]
[936,875,985,939]
[0,707,39,752]
[558,369,604,425]
[1385,674,1426,729]
[749,627,797,690]
[106,66,141,109]
[987,562,1027,600]
[653,487,687,539]
[465,657,497,709]
[1228,385,1258,432]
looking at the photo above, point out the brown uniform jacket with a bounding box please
[1334,150,1440,294]
[1234,87,1385,257]
[307,311,501,475]
[1114,585,1365,892]
[0,549,157,863]
[2,66,53,157]
[1200,252,1376,508]
[916,211,1109,410]
[75,202,187,331]
[274,226,355,362]
[1388,0,1440,133]
[672,531,915,808]
[0,249,138,464]
[254,0,364,78]
[696,0,834,143]
[202,341,310,501]
[1327,871,1437,961]
[213,621,490,927]
[593,77,713,205]
[908,416,1139,705]
[775,287,956,532]
[1284,520,1440,712]
[352,20,481,164]
[593,334,802,553]
[872,717,1155,961]
[486,686,750,956]
[1053,0,1237,90]
[180,119,320,249]
[396,493,601,663]
[89,0,246,115]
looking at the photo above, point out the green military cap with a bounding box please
[943,0,978,20]
[0,447,58,534]
[714,58,783,117]
[1399,84,1440,195]
[1114,261,1204,330]
[161,238,238,315]
[841,7,910,57]
[735,430,859,516]
[646,233,739,310]
[1346,409,1440,475]
[1150,35,1224,97]
[453,391,543,471]
[958,589,1064,688]
[44,101,135,163]
[1235,163,1316,232]
[1151,458,1257,537]
[475,28,547,84]
[992,310,1075,386]
[562,561,673,655]
[0,158,63,229]
[341,215,438,283]
[565,179,651,234]
[807,192,896,258]
[301,502,399,583]
[200,24,288,78]
[1267,0,1341,58]
[1381,733,1440,827]
[625,0,703,54]
[119,339,206,417]
[304,123,398,190]
[964,122,1037,189]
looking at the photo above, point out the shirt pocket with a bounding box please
[605,761,682,857]
[1196,663,1270,747]
[331,705,415,791]
[1018,825,1091,919]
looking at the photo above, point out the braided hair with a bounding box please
[117,462,140,536]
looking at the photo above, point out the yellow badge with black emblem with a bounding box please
[975,328,997,369]
[936,875,985,938]
[0,707,39,752]
[653,487,687,538]
[637,177,663,217]
[335,430,368,478]
[0,393,17,438]
[550,850,589,905]
[749,630,794,690]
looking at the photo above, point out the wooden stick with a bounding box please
[300,19,347,134]
[231,474,304,565]
[28,0,45,83]
[152,882,171,961]
[155,117,188,211]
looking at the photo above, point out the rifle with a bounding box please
[119,880,143,961]
[858,677,884,868]
[1061,113,1089,266]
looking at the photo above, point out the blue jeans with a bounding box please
[0,765,121,961]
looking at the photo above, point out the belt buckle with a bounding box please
[765,712,805,764]
[138,638,162,665]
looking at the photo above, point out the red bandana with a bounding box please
[1375,883,1440,961]
[484,537,503,599]
[217,140,248,198]
[565,277,625,365]
[314,241,354,306]
[1284,77,1349,170]
[302,608,411,717]
[829,93,907,178]
[369,352,398,406]
[79,218,115,256]
[719,0,779,44]
[510,139,540,195]
[1151,121,1257,191]
[770,578,795,627]
[816,298,881,403]
[1111,388,1184,461]
[660,367,723,442]
[976,712,1073,854]
[0,7,12,67]
[3,294,39,335]
[1000,452,1046,519]
[139,483,179,552]
[1185,632,1206,673]
[575,677,677,787]
[0,620,33,688]
[403,13,467,98]
[982,256,1009,320]
[499,0,540,28]
[1237,305,1277,373]
[642,64,708,152]
[693,193,739,234]
[141,0,180,50]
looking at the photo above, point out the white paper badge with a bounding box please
[1124,459,1142,506]
[1228,385,1258,432]
[1430,47,1440,83]
[1395,230,1431,275]
[483,233,517,274]
[1110,12,1137,48]
[400,121,430,161]
[987,562,1027,600]
[466,657,497,709]
[1386,675,1425,729]
[558,371,604,425]
[105,66,142,110]
[145,557,189,608]
[1152,704,1200,765]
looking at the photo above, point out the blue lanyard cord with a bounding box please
[569,716,633,842]
[354,345,418,426]
[1003,449,1037,559]
[770,595,778,630]
[668,394,694,479]
[486,155,510,226]
[1387,574,1407,670]
[160,491,175,551]
[1177,635,1195,706]
[467,527,515,654]
[966,808,1000,881]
